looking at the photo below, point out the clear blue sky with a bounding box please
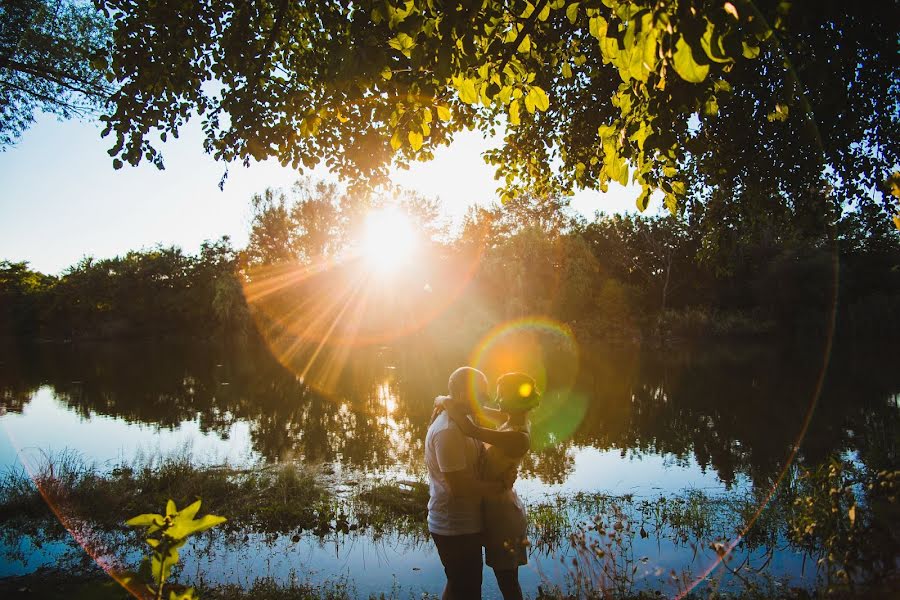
[0,113,640,275]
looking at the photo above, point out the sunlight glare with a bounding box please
[362,207,416,271]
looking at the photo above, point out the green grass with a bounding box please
[0,450,330,534]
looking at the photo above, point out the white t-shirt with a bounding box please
[425,408,483,535]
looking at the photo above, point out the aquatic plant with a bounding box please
[123,499,226,600]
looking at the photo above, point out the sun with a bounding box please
[362,207,417,271]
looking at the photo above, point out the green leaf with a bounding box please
[636,188,650,211]
[455,77,479,104]
[566,3,579,24]
[700,22,733,64]
[703,96,718,116]
[589,16,607,40]
[529,86,550,112]
[607,155,628,186]
[168,513,227,540]
[517,34,531,54]
[388,33,415,58]
[538,3,551,21]
[672,36,710,83]
[112,159,123,170]
[767,103,790,122]
[886,171,900,198]
[180,499,201,521]
[524,92,535,114]
[664,193,678,215]
[629,122,652,150]
[741,41,760,59]
[408,130,423,150]
[509,100,521,125]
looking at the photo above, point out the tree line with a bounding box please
[1,178,897,342]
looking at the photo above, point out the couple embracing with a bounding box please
[425,366,540,600]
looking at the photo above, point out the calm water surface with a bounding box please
[1,336,896,597]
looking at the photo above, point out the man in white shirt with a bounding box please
[425,366,508,600]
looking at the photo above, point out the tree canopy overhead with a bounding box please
[90,1,897,223]
[0,0,112,146]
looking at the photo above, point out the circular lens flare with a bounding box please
[468,316,582,449]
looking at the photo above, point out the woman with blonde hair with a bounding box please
[439,372,540,600]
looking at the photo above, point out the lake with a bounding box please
[0,331,897,598]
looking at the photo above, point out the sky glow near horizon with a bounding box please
[1,112,642,275]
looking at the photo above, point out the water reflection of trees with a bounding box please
[0,339,896,492]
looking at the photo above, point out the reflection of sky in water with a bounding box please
[0,383,826,595]
[1,387,743,499]
[0,525,814,597]
[0,387,259,472]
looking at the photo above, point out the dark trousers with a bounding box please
[430,531,483,600]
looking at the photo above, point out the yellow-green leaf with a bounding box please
[529,86,550,112]
[456,77,478,104]
[742,41,760,59]
[180,499,201,521]
[537,3,551,21]
[589,16,607,40]
[701,21,733,64]
[672,36,710,83]
[380,67,392,80]
[517,34,531,54]
[390,131,403,150]
[388,33,415,58]
[408,131,423,151]
[566,2,579,24]
[168,514,226,540]
[561,63,572,79]
[886,171,900,198]
[767,103,790,122]
[636,188,650,212]
[524,92,535,114]
[166,500,177,518]
[436,105,451,121]
[509,100,521,125]
[665,194,678,214]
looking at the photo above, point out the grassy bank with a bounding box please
[1,453,896,599]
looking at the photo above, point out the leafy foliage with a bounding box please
[124,499,226,600]
[0,0,112,146]
[91,0,898,225]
